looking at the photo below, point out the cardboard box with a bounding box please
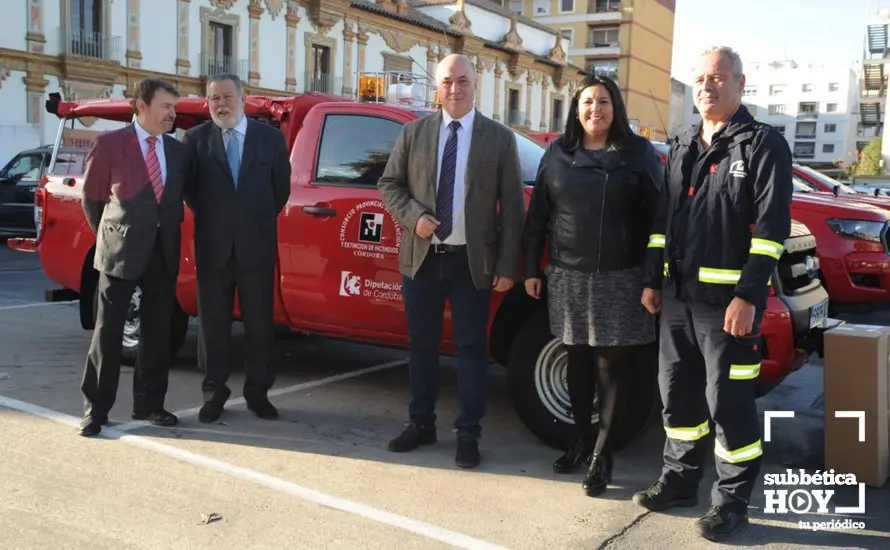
[823,324,890,488]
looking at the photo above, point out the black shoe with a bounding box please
[455,433,481,469]
[132,409,178,427]
[199,401,224,423]
[632,479,698,511]
[246,398,278,420]
[387,424,437,452]
[553,437,595,474]
[695,505,749,541]
[78,416,103,437]
[582,452,613,496]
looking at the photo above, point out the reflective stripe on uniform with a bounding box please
[663,262,669,277]
[715,438,763,463]
[750,238,784,260]
[664,420,710,441]
[698,267,742,284]
[729,362,761,380]
[648,234,666,248]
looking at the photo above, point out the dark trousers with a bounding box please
[81,233,176,419]
[402,247,491,438]
[658,294,764,509]
[565,344,641,455]
[196,251,275,404]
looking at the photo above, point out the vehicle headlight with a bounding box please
[825,218,885,243]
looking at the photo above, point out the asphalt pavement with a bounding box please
[1,242,888,549]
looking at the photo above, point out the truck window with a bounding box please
[51,152,86,175]
[315,114,403,186]
[0,152,46,183]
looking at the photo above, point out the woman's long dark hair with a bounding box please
[561,74,634,151]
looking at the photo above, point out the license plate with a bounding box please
[809,299,829,329]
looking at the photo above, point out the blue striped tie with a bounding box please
[435,120,461,241]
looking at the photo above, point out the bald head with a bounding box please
[436,54,476,118]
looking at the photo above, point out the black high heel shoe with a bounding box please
[582,452,613,496]
[553,437,595,474]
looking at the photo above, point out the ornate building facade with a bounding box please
[0,0,586,163]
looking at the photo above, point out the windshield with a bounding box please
[513,130,546,185]
[796,165,856,194]
[792,175,816,193]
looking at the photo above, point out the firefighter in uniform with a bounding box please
[634,46,793,541]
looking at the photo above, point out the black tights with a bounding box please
[565,344,638,455]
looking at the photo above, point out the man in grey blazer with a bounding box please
[377,54,525,468]
[79,78,186,436]
[182,74,291,423]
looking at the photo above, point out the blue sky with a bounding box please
[670,0,873,81]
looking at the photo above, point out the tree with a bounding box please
[855,138,882,176]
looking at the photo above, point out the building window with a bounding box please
[382,53,411,74]
[828,82,839,92]
[823,144,835,153]
[824,123,837,133]
[507,88,521,126]
[799,102,818,113]
[552,98,564,131]
[315,115,404,186]
[595,0,621,12]
[770,84,785,96]
[509,0,522,12]
[308,44,332,93]
[560,29,573,46]
[768,104,786,115]
[826,103,838,112]
[588,60,617,79]
[534,0,549,14]
[802,83,813,93]
[69,0,104,58]
[560,0,574,12]
[588,27,619,47]
[205,22,234,75]
[743,86,757,96]
[793,142,815,158]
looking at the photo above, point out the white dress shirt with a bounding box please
[433,108,474,245]
[222,115,248,159]
[134,119,167,185]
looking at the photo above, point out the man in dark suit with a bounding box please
[182,74,291,423]
[79,77,186,436]
[377,54,525,468]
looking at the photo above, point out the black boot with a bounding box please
[582,452,612,496]
[695,505,749,541]
[553,436,595,474]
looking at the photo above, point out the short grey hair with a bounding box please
[207,73,244,96]
[700,46,743,78]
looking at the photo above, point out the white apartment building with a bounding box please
[863,6,889,170]
[0,0,583,166]
[672,60,859,175]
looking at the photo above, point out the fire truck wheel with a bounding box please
[92,284,190,368]
[506,309,659,451]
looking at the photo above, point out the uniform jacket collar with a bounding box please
[679,104,755,147]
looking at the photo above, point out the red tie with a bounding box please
[145,135,164,202]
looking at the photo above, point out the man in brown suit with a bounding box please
[377,54,525,468]
[78,78,186,436]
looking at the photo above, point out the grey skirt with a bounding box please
[546,264,657,347]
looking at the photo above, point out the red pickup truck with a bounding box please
[9,90,834,450]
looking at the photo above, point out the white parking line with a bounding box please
[0,395,510,550]
[114,359,408,432]
[0,300,76,311]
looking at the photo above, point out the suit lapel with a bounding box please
[238,120,258,183]
[209,124,233,179]
[465,110,487,193]
[426,111,442,197]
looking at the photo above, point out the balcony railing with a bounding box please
[794,132,816,139]
[59,27,122,63]
[796,112,818,120]
[304,71,345,96]
[198,54,248,80]
[586,41,619,48]
[589,0,622,13]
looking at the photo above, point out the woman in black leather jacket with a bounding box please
[522,74,664,497]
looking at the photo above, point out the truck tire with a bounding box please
[92,285,190,367]
[506,309,659,451]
